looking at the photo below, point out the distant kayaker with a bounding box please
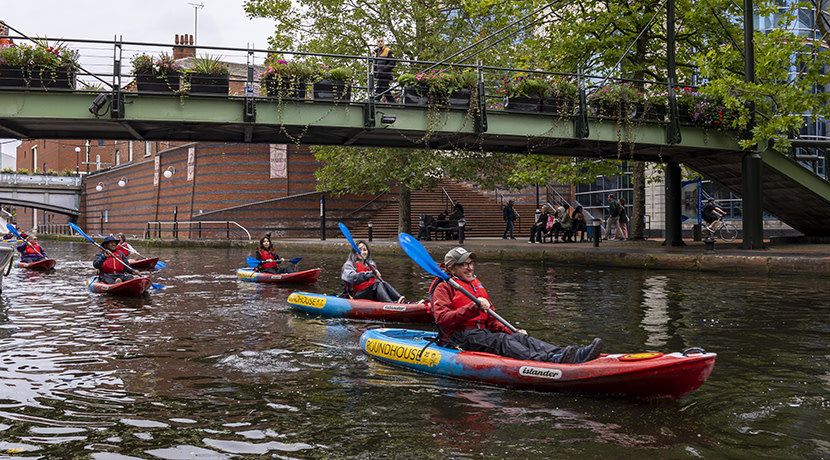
[16,235,46,262]
[428,247,603,364]
[93,235,138,284]
[115,233,143,264]
[254,236,294,274]
[341,240,405,303]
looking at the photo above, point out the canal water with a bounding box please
[0,240,828,459]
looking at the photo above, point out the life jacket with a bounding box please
[348,261,375,293]
[115,243,130,257]
[99,252,129,274]
[427,275,490,328]
[23,243,43,256]
[257,249,278,270]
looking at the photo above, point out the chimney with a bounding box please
[172,34,195,60]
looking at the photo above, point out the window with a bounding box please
[115,148,120,166]
[145,142,152,157]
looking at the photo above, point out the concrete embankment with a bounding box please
[47,234,830,277]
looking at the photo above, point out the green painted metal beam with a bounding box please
[0,90,743,158]
[761,148,830,202]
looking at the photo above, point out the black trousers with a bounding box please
[353,280,402,302]
[375,78,396,103]
[449,328,573,363]
[260,266,294,274]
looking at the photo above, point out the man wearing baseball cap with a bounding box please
[428,247,603,364]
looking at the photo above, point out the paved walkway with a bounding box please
[270,236,830,277]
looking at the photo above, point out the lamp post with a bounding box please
[368,221,373,241]
[74,147,80,175]
[592,218,602,247]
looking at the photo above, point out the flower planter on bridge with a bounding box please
[312,79,351,102]
[186,73,229,95]
[135,73,181,93]
[262,78,308,99]
[541,96,575,116]
[29,67,76,89]
[505,95,540,112]
[402,86,429,106]
[449,89,472,109]
[0,66,27,87]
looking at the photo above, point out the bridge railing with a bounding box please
[144,220,252,242]
[38,223,73,235]
[0,174,82,187]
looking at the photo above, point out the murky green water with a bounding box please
[0,241,828,459]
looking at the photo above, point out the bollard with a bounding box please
[693,224,702,241]
[458,220,465,244]
[704,236,715,253]
[368,221,373,242]
[592,218,601,247]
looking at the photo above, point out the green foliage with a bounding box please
[318,65,354,81]
[502,155,624,189]
[549,77,577,99]
[131,52,181,75]
[0,40,79,70]
[261,56,316,83]
[397,73,417,87]
[191,54,230,75]
[587,81,641,107]
[498,76,548,98]
[1,167,14,173]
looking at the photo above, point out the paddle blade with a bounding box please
[289,257,302,264]
[246,257,261,268]
[151,282,164,290]
[154,260,167,270]
[68,222,95,244]
[6,223,21,239]
[398,233,448,280]
[338,222,360,253]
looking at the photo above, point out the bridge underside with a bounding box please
[0,198,80,217]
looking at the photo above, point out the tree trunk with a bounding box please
[630,160,646,239]
[398,185,411,235]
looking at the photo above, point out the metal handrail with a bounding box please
[144,220,251,241]
[347,191,389,216]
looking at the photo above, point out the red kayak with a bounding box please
[15,258,57,271]
[361,328,716,399]
[128,257,159,269]
[86,276,151,297]
[236,267,322,284]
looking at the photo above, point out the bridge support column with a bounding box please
[742,151,764,249]
[664,162,685,246]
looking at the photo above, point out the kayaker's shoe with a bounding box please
[555,346,578,364]
[114,278,122,284]
[574,338,603,363]
[397,296,406,304]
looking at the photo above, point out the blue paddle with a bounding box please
[245,256,302,268]
[6,223,46,259]
[154,260,167,270]
[397,232,517,332]
[68,223,164,290]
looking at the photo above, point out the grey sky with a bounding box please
[1,0,277,156]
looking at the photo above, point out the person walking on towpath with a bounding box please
[502,200,518,239]
[427,247,603,364]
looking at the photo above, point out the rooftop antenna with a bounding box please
[188,2,204,45]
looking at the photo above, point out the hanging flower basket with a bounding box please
[541,96,575,115]
[403,86,429,106]
[449,88,472,109]
[29,66,76,89]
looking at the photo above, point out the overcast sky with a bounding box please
[1,0,277,156]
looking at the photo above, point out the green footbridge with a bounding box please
[0,88,828,237]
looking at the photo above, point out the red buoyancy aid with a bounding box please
[100,253,129,273]
[350,261,375,293]
[115,243,130,257]
[428,275,496,338]
[23,243,43,256]
[257,249,278,270]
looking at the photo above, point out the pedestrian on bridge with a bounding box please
[373,36,397,103]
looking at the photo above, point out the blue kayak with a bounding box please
[287,292,433,322]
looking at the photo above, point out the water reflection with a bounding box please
[0,241,828,458]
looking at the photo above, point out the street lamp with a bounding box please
[74,147,80,175]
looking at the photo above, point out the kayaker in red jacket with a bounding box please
[428,247,603,364]
[16,235,46,262]
[93,235,138,284]
[254,236,294,274]
[340,240,404,303]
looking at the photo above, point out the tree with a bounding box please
[245,0,524,232]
